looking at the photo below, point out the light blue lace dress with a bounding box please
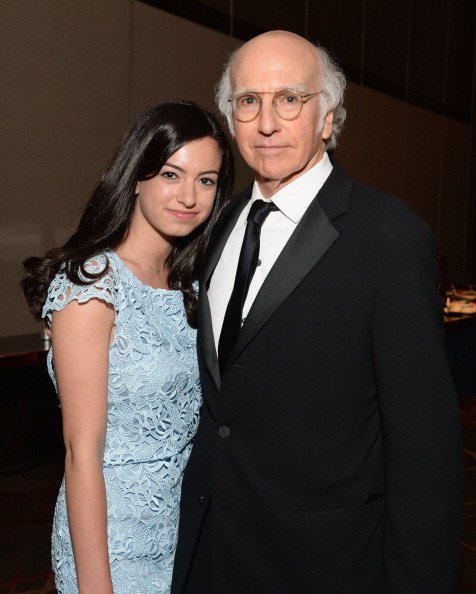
[42,251,201,594]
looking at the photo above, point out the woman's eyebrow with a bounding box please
[163,162,219,176]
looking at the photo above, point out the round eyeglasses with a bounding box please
[228,90,322,122]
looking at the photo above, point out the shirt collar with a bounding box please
[250,151,333,223]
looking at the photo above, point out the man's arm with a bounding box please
[371,213,464,593]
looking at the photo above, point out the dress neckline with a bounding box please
[108,250,181,295]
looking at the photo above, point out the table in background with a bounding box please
[0,333,63,475]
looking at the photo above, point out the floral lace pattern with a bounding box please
[43,252,201,594]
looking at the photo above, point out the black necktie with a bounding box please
[218,200,278,375]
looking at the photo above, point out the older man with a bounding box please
[172,31,464,594]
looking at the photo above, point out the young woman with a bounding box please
[21,100,234,593]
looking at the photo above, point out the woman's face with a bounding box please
[134,136,222,241]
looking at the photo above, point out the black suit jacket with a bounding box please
[172,161,464,594]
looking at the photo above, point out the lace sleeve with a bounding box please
[42,255,117,326]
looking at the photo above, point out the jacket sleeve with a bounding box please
[371,213,464,593]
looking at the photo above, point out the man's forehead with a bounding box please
[232,83,309,94]
[231,43,318,93]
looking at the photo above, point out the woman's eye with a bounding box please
[199,177,217,186]
[161,171,178,179]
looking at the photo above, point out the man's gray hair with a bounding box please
[215,44,346,150]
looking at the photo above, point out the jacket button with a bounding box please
[198,496,207,505]
[218,425,230,438]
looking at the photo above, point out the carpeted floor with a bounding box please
[1,397,476,594]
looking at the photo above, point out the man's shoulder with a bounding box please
[354,181,429,229]
[329,161,434,243]
[216,184,252,223]
[206,184,252,250]
[232,183,254,201]
[228,184,253,210]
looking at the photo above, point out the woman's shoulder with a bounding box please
[42,251,118,321]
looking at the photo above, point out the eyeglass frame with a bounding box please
[228,89,324,122]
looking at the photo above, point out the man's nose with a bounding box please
[257,98,281,135]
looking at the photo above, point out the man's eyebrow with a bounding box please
[163,162,219,176]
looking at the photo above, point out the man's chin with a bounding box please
[255,154,324,191]
[255,169,301,196]
[256,166,296,184]
[258,163,307,181]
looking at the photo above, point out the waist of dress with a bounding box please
[103,446,191,468]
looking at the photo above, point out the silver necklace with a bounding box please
[128,245,168,275]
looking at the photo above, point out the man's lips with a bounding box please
[254,145,289,152]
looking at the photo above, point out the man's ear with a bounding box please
[322,111,334,140]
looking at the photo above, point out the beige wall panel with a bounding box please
[0,0,130,337]
[130,3,235,111]
[400,105,443,231]
[334,81,362,178]
[352,87,406,199]
[438,120,471,283]
[129,3,253,190]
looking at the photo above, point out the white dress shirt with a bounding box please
[208,152,333,351]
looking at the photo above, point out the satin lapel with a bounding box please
[198,189,253,391]
[223,166,352,372]
[198,290,219,390]
[201,190,251,285]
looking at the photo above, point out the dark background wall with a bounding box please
[1,0,475,337]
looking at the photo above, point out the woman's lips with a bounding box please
[167,209,199,220]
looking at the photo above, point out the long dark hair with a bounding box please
[21,100,234,327]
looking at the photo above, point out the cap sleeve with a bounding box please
[42,254,117,326]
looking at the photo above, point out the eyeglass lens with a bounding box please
[233,91,304,121]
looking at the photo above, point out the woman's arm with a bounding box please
[51,298,115,593]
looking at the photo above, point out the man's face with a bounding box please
[231,34,333,197]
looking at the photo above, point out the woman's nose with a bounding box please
[176,183,197,207]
